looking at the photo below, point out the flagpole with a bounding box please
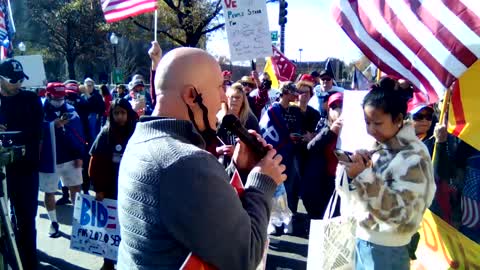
[431,85,453,164]
[154,10,158,41]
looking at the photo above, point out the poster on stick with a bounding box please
[221,0,271,61]
[70,194,121,261]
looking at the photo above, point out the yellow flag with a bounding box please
[448,60,480,150]
[263,57,279,89]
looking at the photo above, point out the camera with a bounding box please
[0,131,25,167]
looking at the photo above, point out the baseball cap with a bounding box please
[222,70,232,77]
[297,74,315,88]
[84,77,95,86]
[0,59,29,83]
[319,69,334,79]
[310,71,320,78]
[328,92,343,108]
[65,82,80,94]
[46,82,66,98]
[128,78,144,90]
[407,90,432,115]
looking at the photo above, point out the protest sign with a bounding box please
[411,209,480,269]
[338,90,375,152]
[221,0,271,61]
[70,194,121,261]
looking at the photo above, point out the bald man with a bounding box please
[117,46,287,270]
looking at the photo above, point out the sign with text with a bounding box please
[222,0,271,61]
[70,194,121,261]
[410,210,480,269]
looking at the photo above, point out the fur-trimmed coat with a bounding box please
[351,121,436,247]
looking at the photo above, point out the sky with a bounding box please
[206,0,362,64]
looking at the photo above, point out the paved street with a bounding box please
[35,192,309,270]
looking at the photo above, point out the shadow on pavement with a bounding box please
[39,205,74,226]
[38,250,90,270]
[269,238,308,258]
[266,254,307,270]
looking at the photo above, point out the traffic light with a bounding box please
[279,0,288,25]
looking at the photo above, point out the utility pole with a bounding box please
[279,0,288,53]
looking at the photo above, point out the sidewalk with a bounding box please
[36,191,102,270]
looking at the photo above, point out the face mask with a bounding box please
[186,90,217,147]
[49,99,65,108]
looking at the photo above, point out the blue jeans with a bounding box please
[355,239,409,270]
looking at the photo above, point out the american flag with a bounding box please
[333,0,480,103]
[461,165,480,229]
[101,0,157,23]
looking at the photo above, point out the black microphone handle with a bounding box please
[232,125,269,158]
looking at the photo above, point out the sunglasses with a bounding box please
[241,82,255,88]
[0,76,24,84]
[321,77,332,82]
[413,113,433,121]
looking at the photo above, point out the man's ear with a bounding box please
[181,86,197,106]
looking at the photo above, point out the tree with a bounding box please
[128,0,224,47]
[29,0,110,80]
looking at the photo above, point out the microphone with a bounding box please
[220,114,269,158]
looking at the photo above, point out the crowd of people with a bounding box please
[0,39,478,270]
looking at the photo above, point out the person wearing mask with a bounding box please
[344,85,436,269]
[117,47,286,270]
[216,83,260,169]
[125,77,153,116]
[89,98,138,270]
[0,58,43,269]
[56,81,89,205]
[309,69,344,118]
[302,92,343,219]
[39,83,85,238]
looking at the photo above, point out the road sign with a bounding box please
[271,31,278,41]
[112,68,123,84]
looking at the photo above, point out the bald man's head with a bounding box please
[153,47,226,132]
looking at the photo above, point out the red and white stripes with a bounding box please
[333,0,480,103]
[102,0,157,23]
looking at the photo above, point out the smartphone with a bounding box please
[251,60,256,71]
[61,112,74,121]
[334,149,353,163]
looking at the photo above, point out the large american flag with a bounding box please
[462,165,480,229]
[101,0,157,23]
[333,0,480,103]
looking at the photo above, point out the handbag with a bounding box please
[307,167,356,270]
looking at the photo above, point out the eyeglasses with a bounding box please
[321,77,332,82]
[413,113,433,121]
[241,82,255,88]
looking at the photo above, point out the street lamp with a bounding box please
[18,42,26,55]
[109,33,118,68]
[299,48,303,63]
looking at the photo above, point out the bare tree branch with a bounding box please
[201,23,224,35]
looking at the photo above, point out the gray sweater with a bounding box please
[117,117,277,270]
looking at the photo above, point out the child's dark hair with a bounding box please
[107,98,137,133]
[362,84,407,121]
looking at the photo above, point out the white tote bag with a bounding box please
[307,167,356,270]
